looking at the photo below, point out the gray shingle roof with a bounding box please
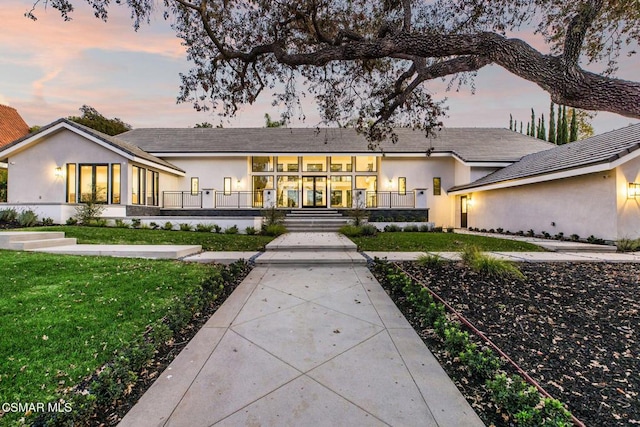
[118,127,554,162]
[449,123,640,192]
[0,119,184,173]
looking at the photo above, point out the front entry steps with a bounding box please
[0,232,77,251]
[255,232,366,265]
[283,209,352,232]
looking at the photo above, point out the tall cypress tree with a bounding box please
[530,108,536,137]
[509,114,513,131]
[561,105,569,144]
[548,103,556,144]
[569,108,578,142]
[539,114,546,140]
[520,122,523,133]
[526,122,530,136]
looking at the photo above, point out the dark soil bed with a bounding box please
[391,261,639,426]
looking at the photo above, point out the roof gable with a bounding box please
[0,105,30,147]
[0,118,184,175]
[449,123,640,192]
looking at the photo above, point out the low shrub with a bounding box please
[130,218,141,228]
[245,226,257,235]
[526,229,535,237]
[196,223,214,232]
[18,209,39,227]
[213,224,222,234]
[224,225,239,234]
[66,217,78,226]
[114,219,130,228]
[262,224,287,236]
[163,221,174,231]
[41,217,55,226]
[419,224,431,232]
[569,234,580,242]
[416,254,442,267]
[179,223,193,232]
[360,224,378,236]
[149,222,160,230]
[446,226,454,233]
[93,218,108,227]
[587,235,605,245]
[0,207,18,223]
[383,224,402,232]
[403,224,419,232]
[496,228,504,234]
[617,238,640,252]
[340,225,363,237]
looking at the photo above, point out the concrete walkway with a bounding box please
[120,233,484,427]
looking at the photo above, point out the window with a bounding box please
[330,176,352,208]
[252,156,273,172]
[111,164,121,204]
[277,176,299,207]
[355,156,377,172]
[253,175,273,207]
[398,177,406,195]
[191,177,199,195]
[132,166,146,205]
[355,176,377,191]
[224,177,232,195]
[330,156,352,172]
[79,164,108,203]
[433,177,442,196]
[302,156,327,172]
[66,164,76,203]
[147,170,159,206]
[276,156,299,172]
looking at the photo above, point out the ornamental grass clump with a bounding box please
[461,245,525,281]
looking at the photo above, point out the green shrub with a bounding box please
[245,226,257,235]
[360,224,378,236]
[93,218,108,227]
[18,209,39,227]
[41,217,55,226]
[0,208,18,223]
[617,237,640,252]
[587,235,605,245]
[196,223,215,232]
[340,225,362,237]
[418,224,431,232]
[403,224,419,232]
[130,218,141,228]
[180,223,193,231]
[114,219,130,228]
[74,202,105,225]
[163,221,174,231]
[459,344,502,378]
[66,217,78,226]
[213,224,222,233]
[224,225,239,234]
[263,224,287,236]
[384,224,402,232]
[261,206,284,226]
[149,222,160,230]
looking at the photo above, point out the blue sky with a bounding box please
[1,1,638,133]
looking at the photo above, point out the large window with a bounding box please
[253,175,273,207]
[132,166,146,205]
[302,156,326,172]
[330,176,352,208]
[111,164,121,204]
[66,164,76,203]
[79,164,108,203]
[147,170,159,206]
[330,156,352,172]
[276,156,299,172]
[355,156,377,172]
[277,176,299,207]
[252,156,273,172]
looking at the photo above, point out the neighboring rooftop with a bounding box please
[0,105,30,147]
[449,123,640,192]
[118,127,554,163]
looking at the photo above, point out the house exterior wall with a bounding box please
[163,157,249,192]
[467,171,618,240]
[616,154,640,239]
[7,130,127,204]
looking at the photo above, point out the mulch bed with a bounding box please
[391,261,639,426]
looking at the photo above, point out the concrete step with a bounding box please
[0,231,67,248]
[266,232,357,252]
[255,250,366,265]
[16,238,78,250]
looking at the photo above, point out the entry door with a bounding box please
[460,196,468,228]
[303,176,327,207]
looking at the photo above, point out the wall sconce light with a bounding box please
[628,183,640,199]
[54,166,63,177]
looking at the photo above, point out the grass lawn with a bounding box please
[350,232,544,252]
[28,226,273,251]
[0,250,218,420]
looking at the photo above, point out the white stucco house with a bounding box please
[0,118,637,241]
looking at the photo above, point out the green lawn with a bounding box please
[0,251,219,421]
[29,226,273,251]
[350,232,544,252]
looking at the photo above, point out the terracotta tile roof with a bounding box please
[0,105,29,147]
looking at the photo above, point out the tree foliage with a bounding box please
[68,105,132,136]
[29,0,640,144]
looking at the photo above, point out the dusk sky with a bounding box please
[1,1,638,133]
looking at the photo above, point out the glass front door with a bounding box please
[303,176,326,207]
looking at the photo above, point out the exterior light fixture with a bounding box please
[629,183,640,199]
[54,167,63,177]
